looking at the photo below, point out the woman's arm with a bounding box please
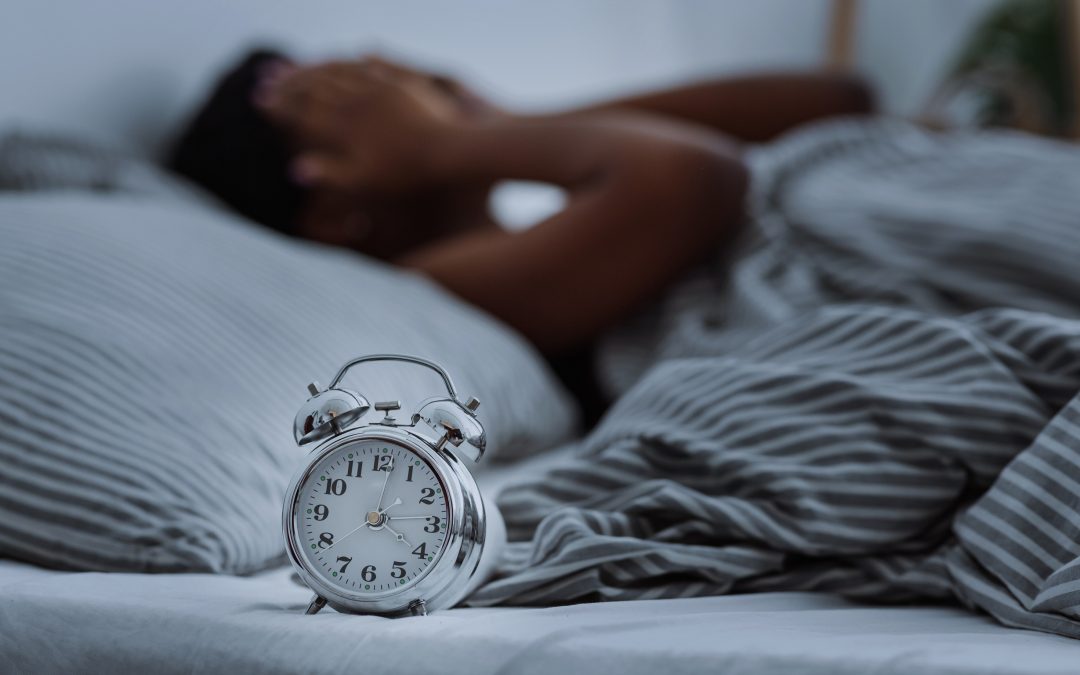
[563,72,875,143]
[264,63,749,352]
[398,113,747,352]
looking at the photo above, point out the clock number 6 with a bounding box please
[361,565,376,582]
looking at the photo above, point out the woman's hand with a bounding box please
[258,57,475,193]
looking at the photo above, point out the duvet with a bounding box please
[473,119,1080,639]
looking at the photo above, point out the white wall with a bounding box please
[857,0,1000,115]
[0,0,997,157]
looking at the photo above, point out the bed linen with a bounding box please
[0,190,577,576]
[3,558,1080,675]
[473,119,1080,639]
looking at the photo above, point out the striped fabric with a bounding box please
[0,131,211,204]
[0,192,576,574]
[473,120,1080,638]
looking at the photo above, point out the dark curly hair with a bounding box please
[168,48,305,234]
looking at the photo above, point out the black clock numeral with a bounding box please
[424,516,441,533]
[318,532,334,549]
[336,555,352,573]
[412,542,427,560]
[313,504,329,521]
[391,561,407,579]
[374,455,393,472]
[324,478,347,496]
[418,487,436,505]
[361,565,376,582]
[346,460,363,478]
[406,465,414,482]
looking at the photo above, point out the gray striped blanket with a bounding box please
[473,120,1080,639]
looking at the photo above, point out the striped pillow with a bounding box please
[0,193,576,573]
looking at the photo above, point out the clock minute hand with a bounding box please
[374,464,393,513]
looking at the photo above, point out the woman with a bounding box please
[171,50,873,419]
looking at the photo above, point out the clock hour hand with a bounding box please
[364,496,401,530]
[377,497,401,516]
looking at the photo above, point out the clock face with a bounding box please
[292,438,449,596]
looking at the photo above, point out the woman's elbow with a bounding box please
[660,143,749,248]
[828,73,876,116]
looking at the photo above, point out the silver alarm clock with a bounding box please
[282,354,495,617]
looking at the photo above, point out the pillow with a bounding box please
[0,131,214,206]
[0,193,577,573]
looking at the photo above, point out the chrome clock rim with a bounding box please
[282,425,485,616]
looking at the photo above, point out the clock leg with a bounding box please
[408,599,428,617]
[305,595,328,615]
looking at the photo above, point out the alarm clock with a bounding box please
[282,354,496,617]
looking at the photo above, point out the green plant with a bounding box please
[947,0,1072,135]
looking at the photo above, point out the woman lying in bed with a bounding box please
[170,50,873,419]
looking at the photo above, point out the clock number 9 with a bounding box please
[361,565,376,582]
[314,505,329,521]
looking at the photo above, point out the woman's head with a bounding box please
[169,48,304,235]
[170,49,499,257]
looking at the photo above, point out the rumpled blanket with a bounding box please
[472,119,1080,638]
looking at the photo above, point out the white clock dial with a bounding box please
[294,439,448,595]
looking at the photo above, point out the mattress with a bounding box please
[2,558,1079,675]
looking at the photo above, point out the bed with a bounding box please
[3,559,1079,675]
[2,457,1078,675]
[6,116,1080,673]
[6,4,1080,671]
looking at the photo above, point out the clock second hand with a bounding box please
[324,523,365,551]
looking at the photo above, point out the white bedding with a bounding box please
[3,452,1080,674]
[2,557,1079,675]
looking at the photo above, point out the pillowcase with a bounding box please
[0,192,577,574]
[0,131,213,206]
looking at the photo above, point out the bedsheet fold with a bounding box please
[473,119,1080,639]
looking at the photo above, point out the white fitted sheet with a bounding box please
[2,558,1080,675]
